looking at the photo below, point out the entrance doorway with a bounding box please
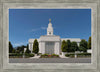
[45,42,54,54]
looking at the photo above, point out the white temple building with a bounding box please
[29,19,81,55]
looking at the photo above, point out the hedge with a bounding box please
[77,53,91,57]
[65,54,74,58]
[9,53,34,58]
[65,53,91,58]
[9,53,23,56]
[77,53,91,55]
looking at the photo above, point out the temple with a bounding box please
[28,19,81,55]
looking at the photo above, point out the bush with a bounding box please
[9,53,23,56]
[77,53,91,57]
[65,54,74,58]
[41,54,48,56]
[65,54,70,57]
[77,53,91,55]
[29,54,34,57]
[9,53,34,58]
[52,54,59,57]
[40,54,59,58]
[25,53,34,57]
[65,53,91,58]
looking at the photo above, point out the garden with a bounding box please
[40,54,59,58]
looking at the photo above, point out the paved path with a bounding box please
[9,58,91,63]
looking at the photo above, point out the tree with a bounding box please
[66,40,71,52]
[12,48,16,53]
[33,39,39,54]
[88,36,91,49]
[25,44,31,54]
[9,41,13,53]
[16,45,26,53]
[70,41,78,52]
[61,40,67,52]
[79,39,88,52]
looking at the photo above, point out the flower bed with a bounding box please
[40,54,59,58]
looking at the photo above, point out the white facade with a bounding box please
[29,19,81,55]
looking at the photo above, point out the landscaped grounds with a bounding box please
[40,54,59,58]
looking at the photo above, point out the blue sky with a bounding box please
[9,9,91,47]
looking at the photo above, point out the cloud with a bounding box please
[31,27,47,32]
[32,28,40,32]
[41,27,47,30]
[13,42,27,47]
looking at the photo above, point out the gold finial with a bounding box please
[49,18,51,23]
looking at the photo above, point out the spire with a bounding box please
[49,18,51,23]
[47,18,53,35]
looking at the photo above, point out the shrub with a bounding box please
[52,54,59,57]
[65,53,91,58]
[42,54,48,56]
[9,53,23,56]
[77,53,91,57]
[77,53,91,55]
[9,53,34,58]
[40,54,59,58]
[65,54,70,57]
[25,53,34,57]
[65,53,75,58]
[28,54,34,57]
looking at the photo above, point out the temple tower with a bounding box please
[47,19,53,35]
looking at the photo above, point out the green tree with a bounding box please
[25,44,31,54]
[33,39,39,54]
[61,40,67,52]
[79,39,88,52]
[66,40,71,52]
[9,41,13,53]
[70,41,78,52]
[88,36,91,49]
[16,45,26,53]
[12,48,16,53]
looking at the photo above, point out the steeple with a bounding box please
[47,19,53,35]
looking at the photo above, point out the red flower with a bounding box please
[48,55,51,57]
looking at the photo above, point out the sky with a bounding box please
[9,9,91,47]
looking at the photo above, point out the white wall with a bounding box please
[40,42,45,54]
[54,42,60,55]
[29,43,33,53]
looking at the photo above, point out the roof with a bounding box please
[39,35,60,42]
[40,35,60,37]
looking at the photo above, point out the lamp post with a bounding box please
[23,48,27,58]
